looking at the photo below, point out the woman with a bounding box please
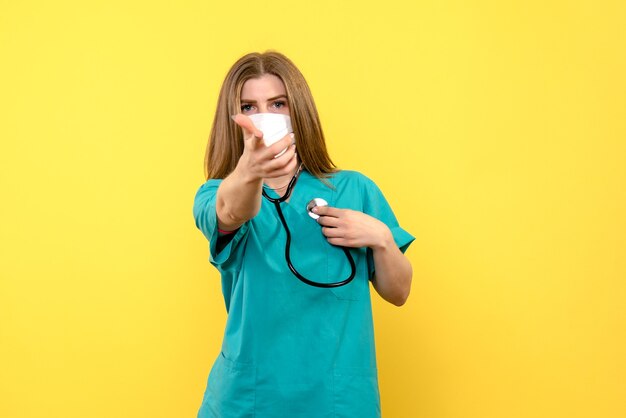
[193,51,414,418]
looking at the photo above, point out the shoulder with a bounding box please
[194,178,223,195]
[193,179,224,214]
[327,169,379,191]
[328,169,374,185]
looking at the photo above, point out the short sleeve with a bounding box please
[360,175,415,280]
[192,179,250,269]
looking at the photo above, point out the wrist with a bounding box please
[371,226,395,252]
[234,157,262,185]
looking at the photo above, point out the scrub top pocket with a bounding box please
[198,352,257,418]
[328,247,366,301]
[282,204,351,295]
[333,366,381,418]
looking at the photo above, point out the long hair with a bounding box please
[203,51,337,180]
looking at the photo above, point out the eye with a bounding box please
[272,100,287,109]
[241,104,254,113]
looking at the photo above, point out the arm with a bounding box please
[216,114,298,231]
[215,163,263,231]
[313,206,413,306]
[369,231,413,306]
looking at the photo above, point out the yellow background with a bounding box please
[1,1,625,417]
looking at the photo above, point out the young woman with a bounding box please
[193,51,414,418]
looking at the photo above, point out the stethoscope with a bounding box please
[261,165,356,288]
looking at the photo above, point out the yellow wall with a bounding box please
[1,1,624,417]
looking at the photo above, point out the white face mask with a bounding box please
[248,113,293,147]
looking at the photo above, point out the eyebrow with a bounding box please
[240,95,288,103]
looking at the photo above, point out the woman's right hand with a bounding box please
[231,113,298,182]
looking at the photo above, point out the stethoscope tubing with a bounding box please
[262,171,356,288]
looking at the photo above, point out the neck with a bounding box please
[263,173,293,190]
[263,161,302,192]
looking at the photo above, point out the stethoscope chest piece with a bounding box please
[306,198,328,219]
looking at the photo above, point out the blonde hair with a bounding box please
[203,51,337,180]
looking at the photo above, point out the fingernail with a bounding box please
[230,114,237,121]
[290,133,295,139]
[312,206,318,213]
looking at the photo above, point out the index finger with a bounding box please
[231,113,263,139]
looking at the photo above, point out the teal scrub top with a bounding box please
[193,169,414,418]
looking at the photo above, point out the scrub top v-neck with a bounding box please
[193,170,414,418]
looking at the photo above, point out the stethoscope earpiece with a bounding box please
[306,198,328,220]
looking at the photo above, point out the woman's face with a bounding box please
[239,74,290,116]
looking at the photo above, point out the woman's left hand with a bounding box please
[313,206,393,249]
[315,205,412,306]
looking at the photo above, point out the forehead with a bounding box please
[240,74,286,99]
